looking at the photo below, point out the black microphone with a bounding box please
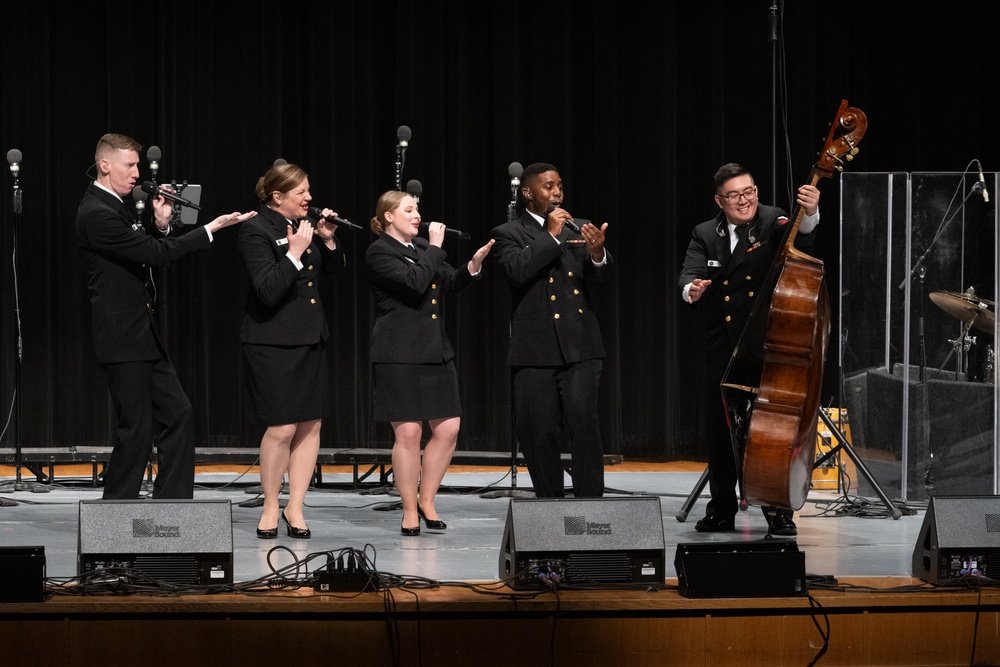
[977,161,990,203]
[7,148,21,177]
[307,207,364,232]
[146,146,161,179]
[141,181,201,210]
[397,125,412,148]
[406,179,422,203]
[418,221,470,240]
[546,203,581,233]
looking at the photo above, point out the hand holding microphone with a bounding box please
[307,206,365,232]
[545,203,581,234]
[418,221,471,240]
[141,181,201,210]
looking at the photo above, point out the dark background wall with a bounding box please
[1,1,995,460]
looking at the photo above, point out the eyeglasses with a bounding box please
[718,186,757,204]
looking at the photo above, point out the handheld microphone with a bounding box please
[547,203,581,233]
[977,161,990,203]
[7,148,21,177]
[141,181,201,210]
[146,146,161,180]
[406,179,422,203]
[419,221,470,240]
[307,207,364,232]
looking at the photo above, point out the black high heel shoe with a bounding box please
[256,525,278,539]
[281,510,311,539]
[400,521,421,536]
[417,505,447,530]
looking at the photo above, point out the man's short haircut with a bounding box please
[521,162,559,187]
[95,133,142,162]
[713,162,752,191]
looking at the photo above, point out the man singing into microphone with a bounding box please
[490,162,612,498]
[75,133,256,499]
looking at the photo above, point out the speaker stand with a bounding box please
[677,407,903,521]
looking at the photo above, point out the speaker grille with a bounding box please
[565,552,631,583]
[133,554,200,585]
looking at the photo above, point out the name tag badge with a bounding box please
[707,260,721,268]
[276,238,289,246]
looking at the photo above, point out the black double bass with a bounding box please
[722,100,868,511]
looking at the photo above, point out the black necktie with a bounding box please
[729,224,748,269]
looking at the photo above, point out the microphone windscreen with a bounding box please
[140,181,158,196]
[132,185,148,201]
[397,125,412,142]
[146,146,161,162]
[406,179,422,197]
[273,158,287,167]
[6,148,22,164]
[508,161,523,178]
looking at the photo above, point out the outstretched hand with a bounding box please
[206,210,257,234]
[581,222,608,261]
[468,238,495,275]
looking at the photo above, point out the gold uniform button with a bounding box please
[567,271,574,277]
[306,248,312,254]
[578,309,583,314]
[310,298,316,304]
[725,315,732,322]
[554,313,561,320]
[550,295,556,301]
[146,303,151,309]
[573,289,580,295]
[549,277,554,284]
[431,283,437,290]
[431,314,437,320]
[308,265,314,271]
[724,296,730,302]
[723,280,729,286]
[431,299,437,305]
[746,275,752,280]
[748,291,755,297]
[308,281,313,287]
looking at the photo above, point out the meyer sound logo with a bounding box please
[564,516,612,536]
[133,518,181,538]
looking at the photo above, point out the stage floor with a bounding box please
[0,464,925,583]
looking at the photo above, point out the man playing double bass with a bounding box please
[679,162,820,536]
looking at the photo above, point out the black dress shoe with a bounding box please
[281,510,311,539]
[694,514,736,532]
[256,526,278,539]
[769,512,797,536]
[400,522,421,536]
[417,505,447,530]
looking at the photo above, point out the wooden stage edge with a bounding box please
[3,577,1000,666]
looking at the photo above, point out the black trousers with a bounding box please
[101,358,195,499]
[513,359,604,498]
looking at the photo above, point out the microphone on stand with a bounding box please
[406,179,422,203]
[273,158,288,167]
[395,126,411,191]
[419,221,470,240]
[307,207,365,232]
[141,181,201,210]
[7,149,22,214]
[507,162,523,222]
[130,185,148,232]
[976,160,990,203]
[146,146,161,183]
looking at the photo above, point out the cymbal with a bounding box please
[930,291,996,333]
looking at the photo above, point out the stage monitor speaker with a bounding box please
[911,495,1000,582]
[498,496,665,589]
[0,546,45,602]
[78,499,233,585]
[675,540,807,598]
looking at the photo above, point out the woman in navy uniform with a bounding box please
[366,190,493,535]
[239,163,346,539]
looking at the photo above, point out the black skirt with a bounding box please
[242,341,327,426]
[372,360,461,422]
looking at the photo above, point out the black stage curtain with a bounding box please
[1,2,995,459]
